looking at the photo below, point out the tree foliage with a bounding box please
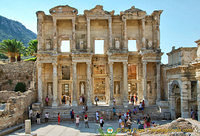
[14,82,26,92]
[26,39,37,56]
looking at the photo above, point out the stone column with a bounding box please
[122,16,127,50]
[108,17,113,49]
[87,62,92,106]
[143,61,148,105]
[87,18,90,52]
[53,18,57,52]
[181,79,189,118]
[123,62,129,107]
[141,19,146,49]
[37,63,43,105]
[52,62,58,107]
[25,120,31,134]
[197,80,200,121]
[72,62,78,106]
[72,18,76,51]
[156,62,161,103]
[37,14,43,51]
[109,62,114,105]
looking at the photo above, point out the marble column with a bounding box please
[53,18,57,52]
[156,62,161,102]
[122,17,127,50]
[123,62,129,107]
[37,14,43,51]
[143,61,148,105]
[52,63,58,107]
[141,19,146,49]
[87,18,90,52]
[37,63,43,105]
[87,62,92,106]
[72,18,76,51]
[197,80,200,121]
[181,79,189,118]
[108,17,113,49]
[109,62,114,105]
[72,62,78,106]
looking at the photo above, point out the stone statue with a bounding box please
[116,84,119,94]
[148,40,153,49]
[81,82,85,95]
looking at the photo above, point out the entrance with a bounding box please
[61,84,71,105]
[128,82,137,103]
[93,78,106,104]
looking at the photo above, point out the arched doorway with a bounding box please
[169,80,181,119]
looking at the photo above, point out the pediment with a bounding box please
[84,5,114,16]
[49,5,78,15]
[120,6,146,16]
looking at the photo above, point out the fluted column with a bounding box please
[72,62,78,106]
[143,61,148,105]
[37,15,43,51]
[123,62,129,107]
[72,18,76,51]
[52,62,58,107]
[87,18,90,52]
[87,62,92,106]
[108,17,113,49]
[156,62,161,102]
[141,18,146,49]
[109,62,114,105]
[37,63,43,105]
[53,18,57,52]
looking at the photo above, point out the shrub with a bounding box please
[24,57,37,61]
[14,82,26,92]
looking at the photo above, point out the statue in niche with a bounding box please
[116,83,119,94]
[81,82,85,95]
[148,40,153,49]
[47,83,52,101]
[147,82,152,94]
[80,40,84,49]
[46,39,52,50]
[115,40,120,49]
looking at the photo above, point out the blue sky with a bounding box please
[0,0,200,63]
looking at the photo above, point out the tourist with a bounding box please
[113,98,116,105]
[118,112,122,119]
[95,96,99,106]
[142,100,145,108]
[76,115,80,128]
[99,117,104,129]
[131,96,134,105]
[85,105,88,112]
[45,96,49,106]
[62,95,66,104]
[70,109,75,123]
[113,107,116,116]
[138,121,144,129]
[82,95,85,105]
[126,117,132,130]
[143,116,147,129]
[128,109,132,118]
[96,111,99,122]
[135,95,138,105]
[133,107,137,115]
[139,102,144,114]
[118,117,122,128]
[36,112,40,124]
[79,96,83,105]
[82,106,85,114]
[146,114,151,128]
[84,114,89,128]
[58,112,61,125]
[45,112,49,123]
[29,108,33,122]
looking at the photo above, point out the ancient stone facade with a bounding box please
[36,5,163,107]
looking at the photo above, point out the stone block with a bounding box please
[25,120,31,134]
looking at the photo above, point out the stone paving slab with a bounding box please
[9,120,171,136]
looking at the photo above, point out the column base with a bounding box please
[52,100,58,107]
[72,101,78,106]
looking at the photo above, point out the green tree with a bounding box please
[0,39,24,62]
[27,39,37,56]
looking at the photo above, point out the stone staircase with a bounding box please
[39,105,166,122]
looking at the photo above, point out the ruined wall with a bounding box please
[0,61,35,91]
[0,90,37,130]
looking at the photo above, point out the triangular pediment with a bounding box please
[49,5,78,15]
[84,5,114,16]
[120,6,146,16]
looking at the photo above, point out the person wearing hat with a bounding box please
[84,114,89,128]
[76,115,80,128]
[99,117,104,129]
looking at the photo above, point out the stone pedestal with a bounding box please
[25,120,31,134]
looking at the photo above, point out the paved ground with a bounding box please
[9,120,172,136]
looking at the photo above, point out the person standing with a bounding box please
[45,112,49,123]
[100,117,104,129]
[84,114,89,128]
[146,114,151,128]
[70,109,75,123]
[76,115,80,128]
[96,111,99,123]
[126,117,132,130]
[113,98,116,106]
[95,96,98,106]
[36,112,40,124]
[58,112,61,125]
[29,108,33,123]
[118,117,122,128]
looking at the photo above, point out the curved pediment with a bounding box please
[49,5,78,15]
[84,5,114,16]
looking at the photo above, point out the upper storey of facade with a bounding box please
[36,5,162,58]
